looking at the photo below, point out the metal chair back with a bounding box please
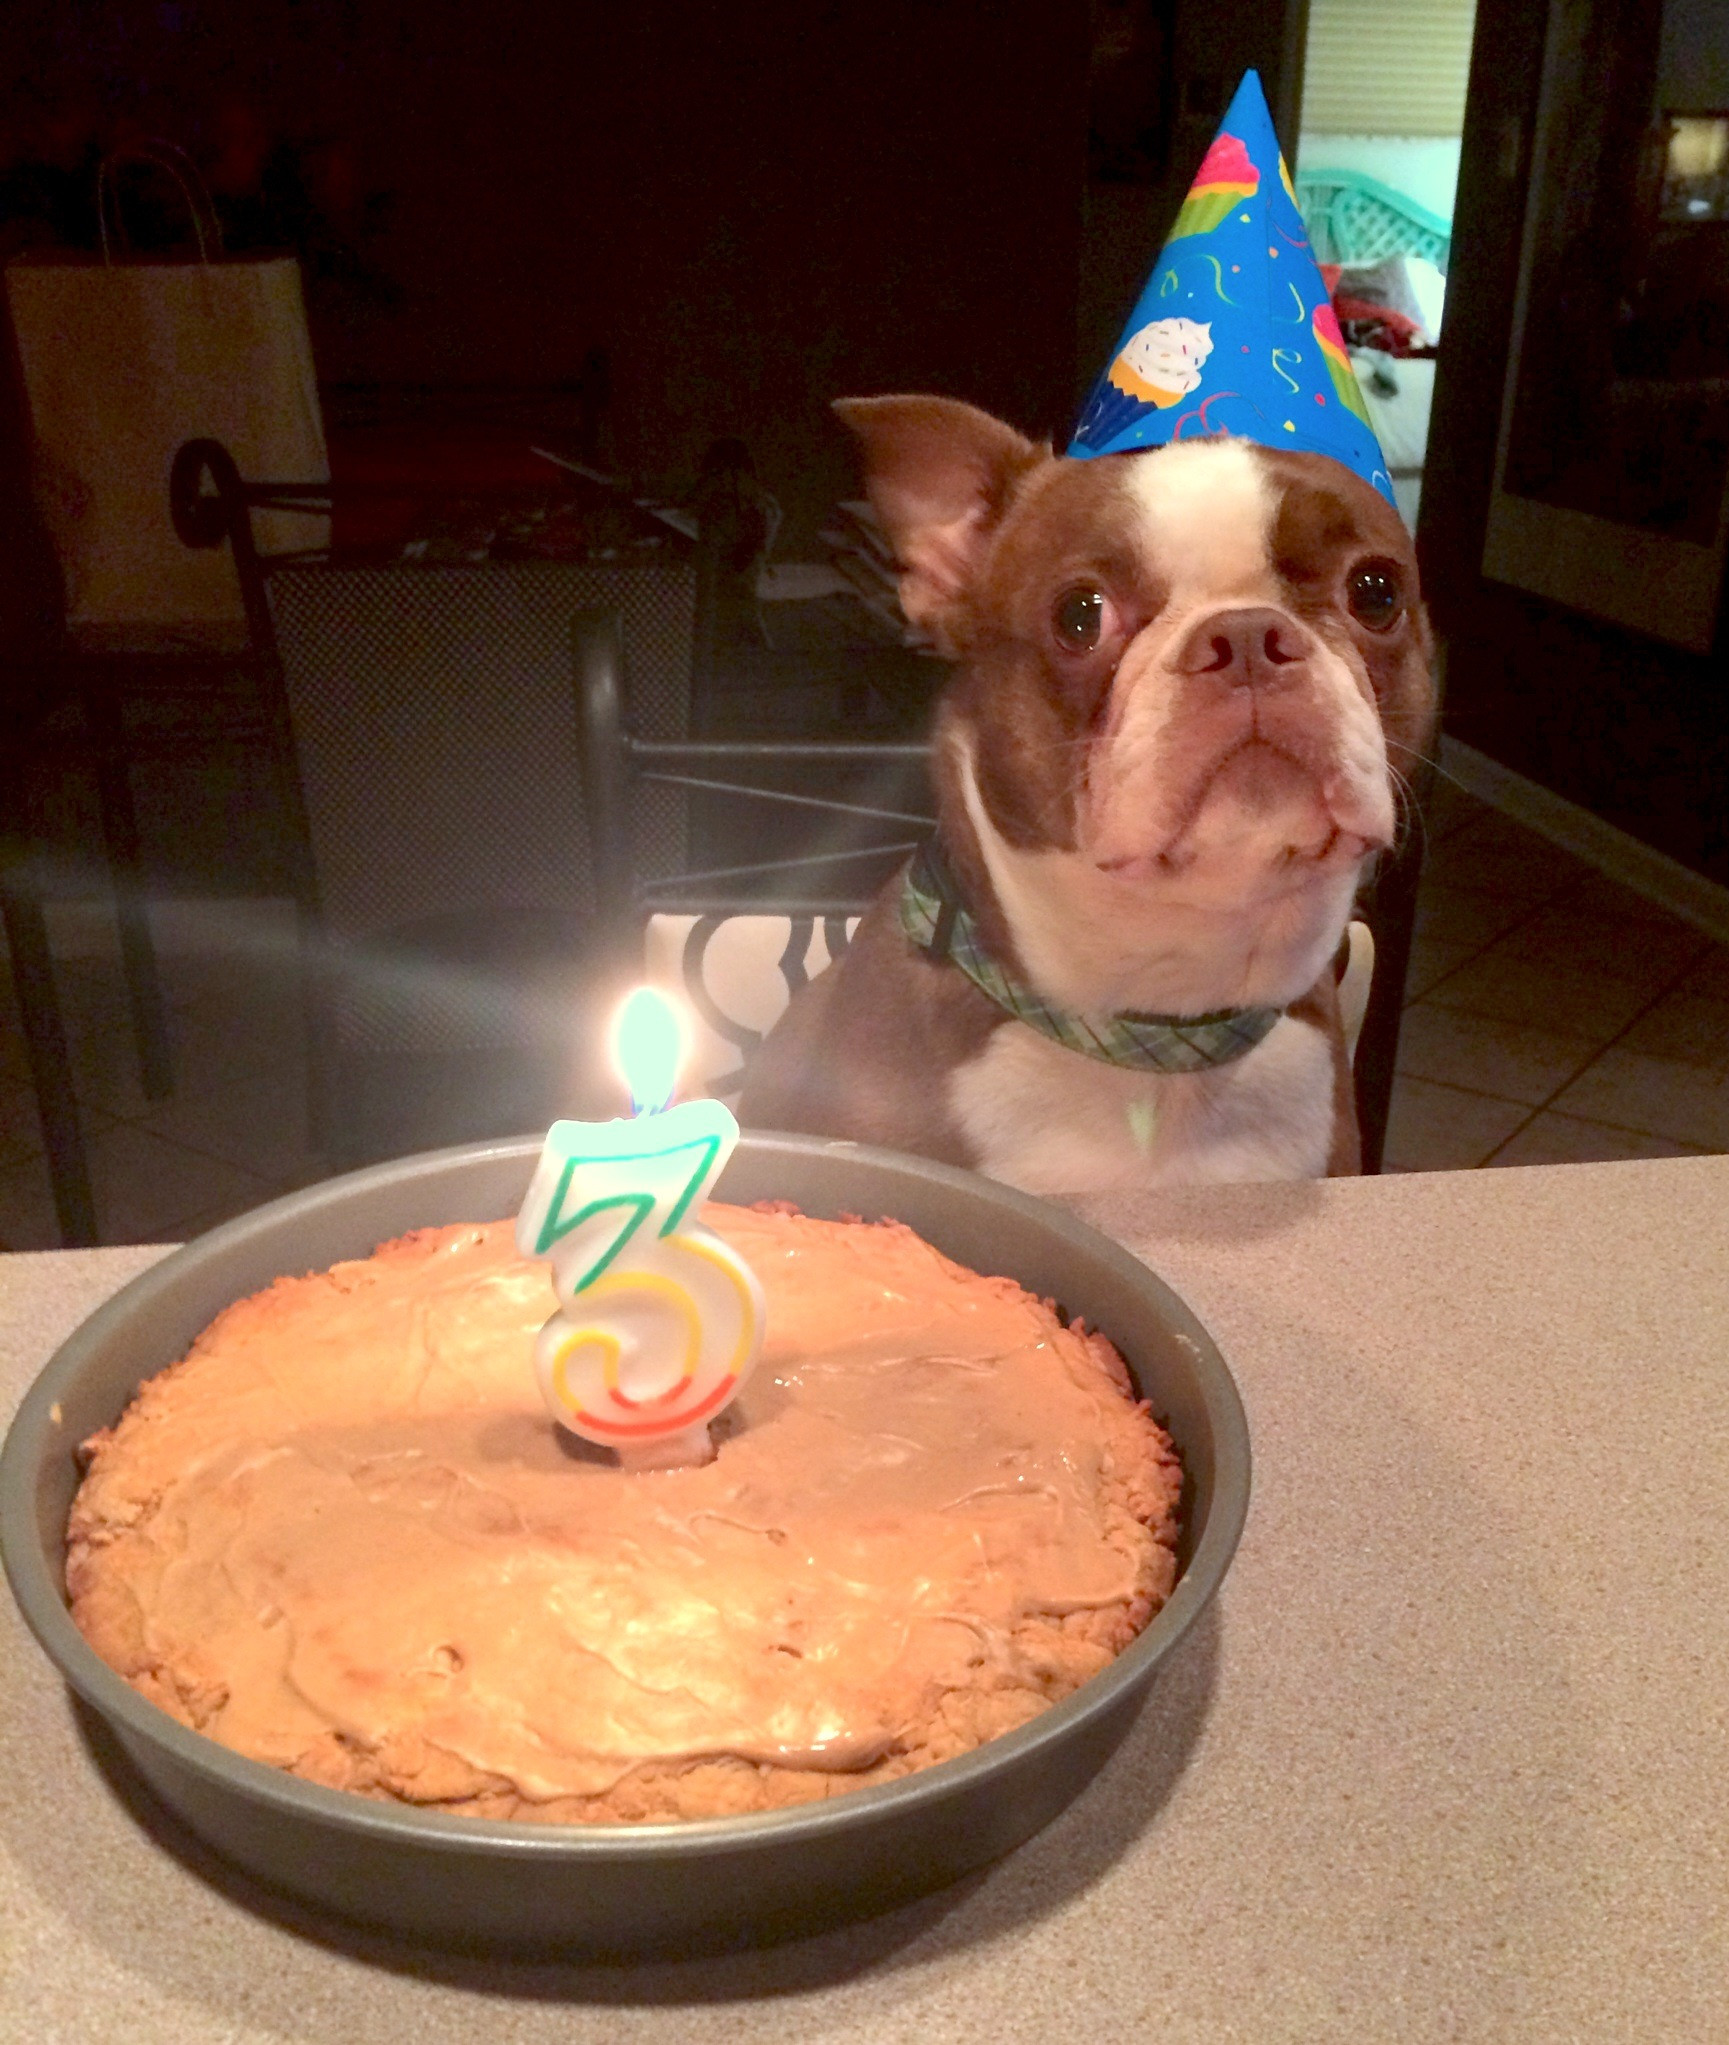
[169,442,697,1155]
[573,606,932,975]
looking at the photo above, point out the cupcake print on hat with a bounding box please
[1071,71,1394,506]
[1166,130,1259,240]
[1074,315,1215,451]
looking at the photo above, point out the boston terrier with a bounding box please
[739,395,1435,1192]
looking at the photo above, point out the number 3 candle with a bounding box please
[516,987,765,1468]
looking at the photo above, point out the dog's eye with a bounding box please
[1346,562,1402,631]
[1052,586,1107,651]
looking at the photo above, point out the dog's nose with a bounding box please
[1174,607,1312,688]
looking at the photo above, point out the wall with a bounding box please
[1075,0,1310,412]
[600,2,1090,537]
[310,0,1094,536]
[0,0,1093,546]
[1300,0,1476,137]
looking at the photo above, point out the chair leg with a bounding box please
[1,878,98,1246]
[1354,817,1427,1174]
[82,672,174,1100]
[113,869,175,1102]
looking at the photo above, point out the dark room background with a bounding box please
[0,0,1105,543]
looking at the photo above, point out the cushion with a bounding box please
[645,912,859,1100]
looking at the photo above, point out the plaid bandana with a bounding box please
[898,842,1283,1075]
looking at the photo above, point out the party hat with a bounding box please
[1071,72,1393,504]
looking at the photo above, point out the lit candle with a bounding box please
[516,987,765,1468]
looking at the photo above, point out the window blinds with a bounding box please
[1302,0,1477,138]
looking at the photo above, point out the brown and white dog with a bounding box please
[739,396,1435,1191]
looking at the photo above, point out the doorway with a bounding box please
[1295,0,1478,532]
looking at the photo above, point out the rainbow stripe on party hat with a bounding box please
[1167,130,1260,240]
[1071,71,1393,505]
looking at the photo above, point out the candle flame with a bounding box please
[612,986,688,1114]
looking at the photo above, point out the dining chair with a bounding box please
[573,605,931,1101]
[0,846,96,1244]
[169,438,703,1164]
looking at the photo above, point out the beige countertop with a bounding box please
[3,1156,1727,2044]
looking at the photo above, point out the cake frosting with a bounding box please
[68,1204,1182,1824]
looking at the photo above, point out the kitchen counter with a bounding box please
[3,1156,1726,2043]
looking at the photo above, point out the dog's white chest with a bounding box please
[947,1014,1336,1193]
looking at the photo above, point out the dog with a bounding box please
[739,395,1435,1191]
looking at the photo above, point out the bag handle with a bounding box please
[98,142,225,265]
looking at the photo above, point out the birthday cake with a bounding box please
[66,1204,1182,1825]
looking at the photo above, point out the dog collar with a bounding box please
[898,841,1284,1075]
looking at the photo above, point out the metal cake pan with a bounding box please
[1,1131,1249,1956]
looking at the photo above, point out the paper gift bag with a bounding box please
[5,146,329,632]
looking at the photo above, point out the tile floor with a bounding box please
[1385,779,1729,1172]
[0,898,324,1250]
[3,781,1728,1249]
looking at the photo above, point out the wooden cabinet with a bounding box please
[1426,0,1729,881]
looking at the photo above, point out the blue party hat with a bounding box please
[1071,72,1393,504]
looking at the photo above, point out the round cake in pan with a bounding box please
[66,1202,1182,1825]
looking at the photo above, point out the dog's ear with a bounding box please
[833,396,1044,648]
